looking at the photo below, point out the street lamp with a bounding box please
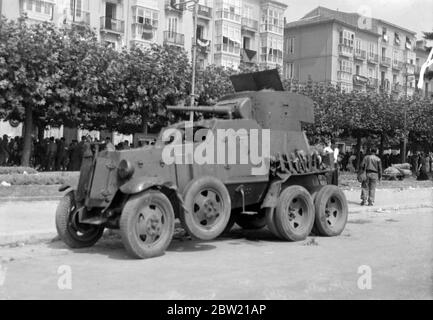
[170,0,199,122]
[402,65,415,163]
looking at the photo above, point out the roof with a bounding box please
[285,15,380,38]
[286,6,416,37]
[261,0,288,9]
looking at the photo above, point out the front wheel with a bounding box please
[181,176,231,240]
[55,191,104,248]
[120,190,175,259]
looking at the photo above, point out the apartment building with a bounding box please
[0,0,286,70]
[415,39,432,98]
[283,6,418,96]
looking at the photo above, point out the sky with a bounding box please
[281,0,433,39]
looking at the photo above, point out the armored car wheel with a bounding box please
[265,207,284,239]
[120,190,175,259]
[181,176,231,240]
[274,186,315,241]
[313,185,348,237]
[55,191,104,249]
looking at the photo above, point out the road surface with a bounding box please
[0,207,432,300]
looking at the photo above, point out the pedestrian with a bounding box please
[56,138,68,171]
[416,152,429,181]
[359,148,382,206]
[46,137,57,171]
[1,135,10,165]
[324,140,339,184]
[105,137,115,152]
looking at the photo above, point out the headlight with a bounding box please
[118,160,135,180]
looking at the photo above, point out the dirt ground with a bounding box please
[0,207,432,300]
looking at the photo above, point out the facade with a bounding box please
[414,39,432,98]
[283,6,419,96]
[0,0,287,70]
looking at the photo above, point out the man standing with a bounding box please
[360,148,382,206]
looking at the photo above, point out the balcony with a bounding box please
[216,10,241,22]
[338,44,353,57]
[197,4,212,19]
[164,31,185,46]
[380,56,391,67]
[379,81,390,92]
[65,9,90,26]
[392,60,404,70]
[353,74,369,86]
[194,38,211,53]
[354,49,366,60]
[241,17,259,32]
[100,17,125,34]
[367,54,378,64]
[165,0,186,12]
[132,23,157,42]
[21,0,55,21]
[241,48,257,64]
[392,83,403,92]
[215,43,240,55]
[404,63,415,75]
[367,78,378,88]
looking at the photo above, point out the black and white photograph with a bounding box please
[0,0,432,305]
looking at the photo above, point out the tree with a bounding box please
[0,16,66,165]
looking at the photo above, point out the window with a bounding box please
[339,30,354,47]
[215,0,241,22]
[394,32,401,46]
[260,35,283,63]
[35,0,42,13]
[382,27,388,41]
[356,65,360,75]
[368,67,375,79]
[168,17,178,34]
[285,63,294,79]
[22,0,53,19]
[339,59,353,73]
[368,42,377,57]
[286,37,295,55]
[261,6,284,34]
[135,7,159,28]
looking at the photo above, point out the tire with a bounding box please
[181,176,231,240]
[120,190,175,259]
[235,211,267,230]
[265,207,284,239]
[274,186,315,241]
[55,191,104,249]
[313,185,348,237]
[222,211,237,235]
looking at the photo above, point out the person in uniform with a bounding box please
[359,148,382,206]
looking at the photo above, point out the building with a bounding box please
[414,39,432,98]
[0,0,287,140]
[283,6,419,96]
[0,0,287,70]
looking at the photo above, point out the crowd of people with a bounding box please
[0,134,132,171]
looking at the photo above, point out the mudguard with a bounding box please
[119,176,177,195]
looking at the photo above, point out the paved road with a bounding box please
[0,207,432,300]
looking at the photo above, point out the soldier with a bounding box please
[46,137,58,171]
[359,148,382,206]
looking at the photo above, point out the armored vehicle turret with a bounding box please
[56,69,348,259]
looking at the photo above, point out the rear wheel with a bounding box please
[274,186,315,241]
[120,190,175,259]
[55,191,104,248]
[313,185,348,236]
[265,208,284,239]
[181,176,231,240]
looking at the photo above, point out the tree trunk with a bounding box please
[142,116,148,135]
[37,122,45,142]
[379,133,385,158]
[21,106,33,167]
[355,135,362,171]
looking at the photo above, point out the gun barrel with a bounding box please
[167,106,233,114]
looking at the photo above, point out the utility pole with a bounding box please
[190,0,199,122]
